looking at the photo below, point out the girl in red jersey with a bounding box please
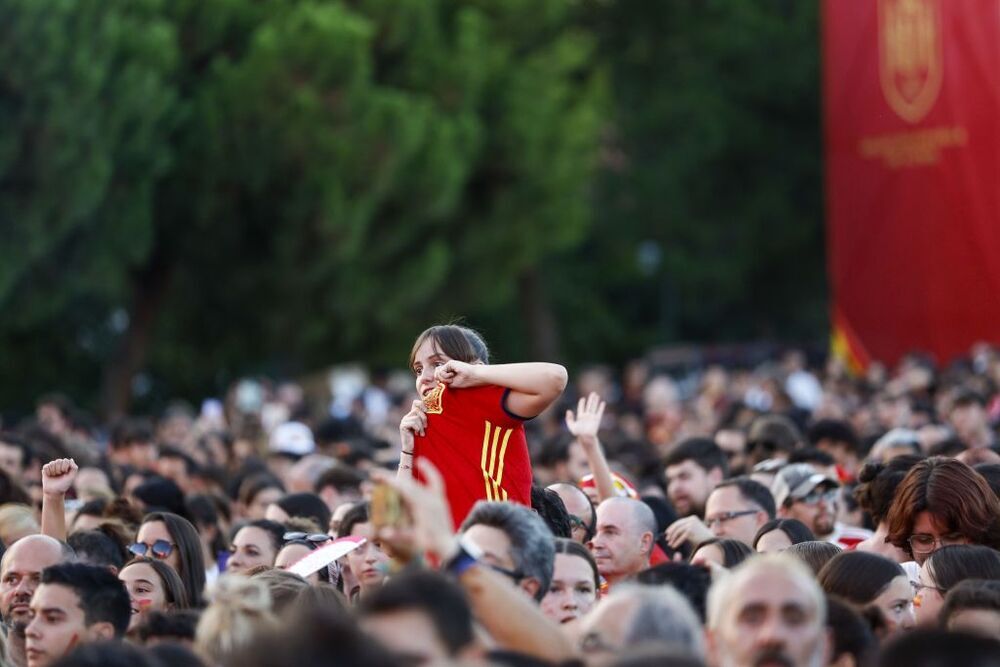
[398,325,567,527]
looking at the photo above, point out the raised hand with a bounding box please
[664,515,714,550]
[434,360,484,389]
[41,458,78,497]
[372,458,456,561]
[565,392,606,446]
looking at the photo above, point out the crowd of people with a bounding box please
[3,328,1000,667]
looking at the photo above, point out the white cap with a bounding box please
[269,421,315,457]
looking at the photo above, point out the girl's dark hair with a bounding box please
[408,325,489,369]
[826,596,878,666]
[553,538,600,591]
[234,519,286,554]
[141,512,206,607]
[853,454,924,526]
[186,494,228,557]
[786,541,842,575]
[121,557,190,610]
[818,551,904,604]
[885,457,1000,558]
[237,473,285,506]
[336,502,370,539]
[531,487,572,539]
[274,493,331,535]
[926,544,1000,593]
[752,518,815,549]
[691,538,752,568]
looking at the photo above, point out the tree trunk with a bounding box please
[517,267,561,362]
[100,247,172,420]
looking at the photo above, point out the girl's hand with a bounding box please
[434,360,484,389]
[399,399,428,447]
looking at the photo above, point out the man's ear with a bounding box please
[519,577,541,600]
[709,467,725,487]
[640,531,654,556]
[88,621,116,642]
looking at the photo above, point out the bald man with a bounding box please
[547,483,595,544]
[588,498,656,588]
[707,554,829,667]
[0,535,73,667]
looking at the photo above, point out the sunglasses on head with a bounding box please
[283,531,331,545]
[129,539,176,559]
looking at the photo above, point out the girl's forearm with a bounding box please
[472,363,568,398]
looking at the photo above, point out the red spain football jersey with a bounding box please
[412,383,531,528]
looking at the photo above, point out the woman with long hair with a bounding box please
[819,550,915,635]
[541,538,599,627]
[134,512,207,607]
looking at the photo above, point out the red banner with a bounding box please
[824,0,1000,370]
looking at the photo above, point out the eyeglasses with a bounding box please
[795,489,838,506]
[705,510,759,528]
[488,563,524,582]
[129,540,176,559]
[580,631,617,653]
[907,533,966,554]
[910,581,946,595]
[283,532,332,545]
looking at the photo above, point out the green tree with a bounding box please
[559,0,827,362]
[1,0,605,415]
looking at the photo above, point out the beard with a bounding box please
[813,513,835,538]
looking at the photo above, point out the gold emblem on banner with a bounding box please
[878,0,943,124]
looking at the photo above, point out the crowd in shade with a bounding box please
[3,326,1000,667]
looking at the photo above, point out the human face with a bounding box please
[362,609,452,666]
[716,430,747,475]
[1,538,65,629]
[588,502,649,583]
[908,511,971,565]
[541,553,597,625]
[246,487,284,521]
[704,486,766,547]
[411,337,451,399]
[783,487,837,539]
[346,522,389,594]
[227,527,278,574]
[873,575,915,634]
[25,584,98,667]
[947,608,1000,639]
[712,568,826,667]
[756,529,793,554]
[275,544,321,585]
[550,485,593,544]
[0,442,24,478]
[666,460,715,518]
[119,563,169,631]
[136,521,181,572]
[914,560,946,626]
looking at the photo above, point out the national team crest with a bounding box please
[422,382,445,414]
[878,0,943,124]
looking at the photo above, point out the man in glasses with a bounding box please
[459,501,555,602]
[773,463,871,549]
[547,483,595,544]
[701,477,775,548]
[1,536,75,667]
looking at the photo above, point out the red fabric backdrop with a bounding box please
[824,0,1000,370]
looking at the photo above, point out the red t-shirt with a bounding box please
[413,383,531,527]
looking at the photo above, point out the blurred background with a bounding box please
[0,0,828,415]
[1,1,826,418]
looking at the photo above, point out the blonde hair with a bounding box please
[0,504,39,545]
[195,575,279,664]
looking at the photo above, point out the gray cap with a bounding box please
[771,463,839,507]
